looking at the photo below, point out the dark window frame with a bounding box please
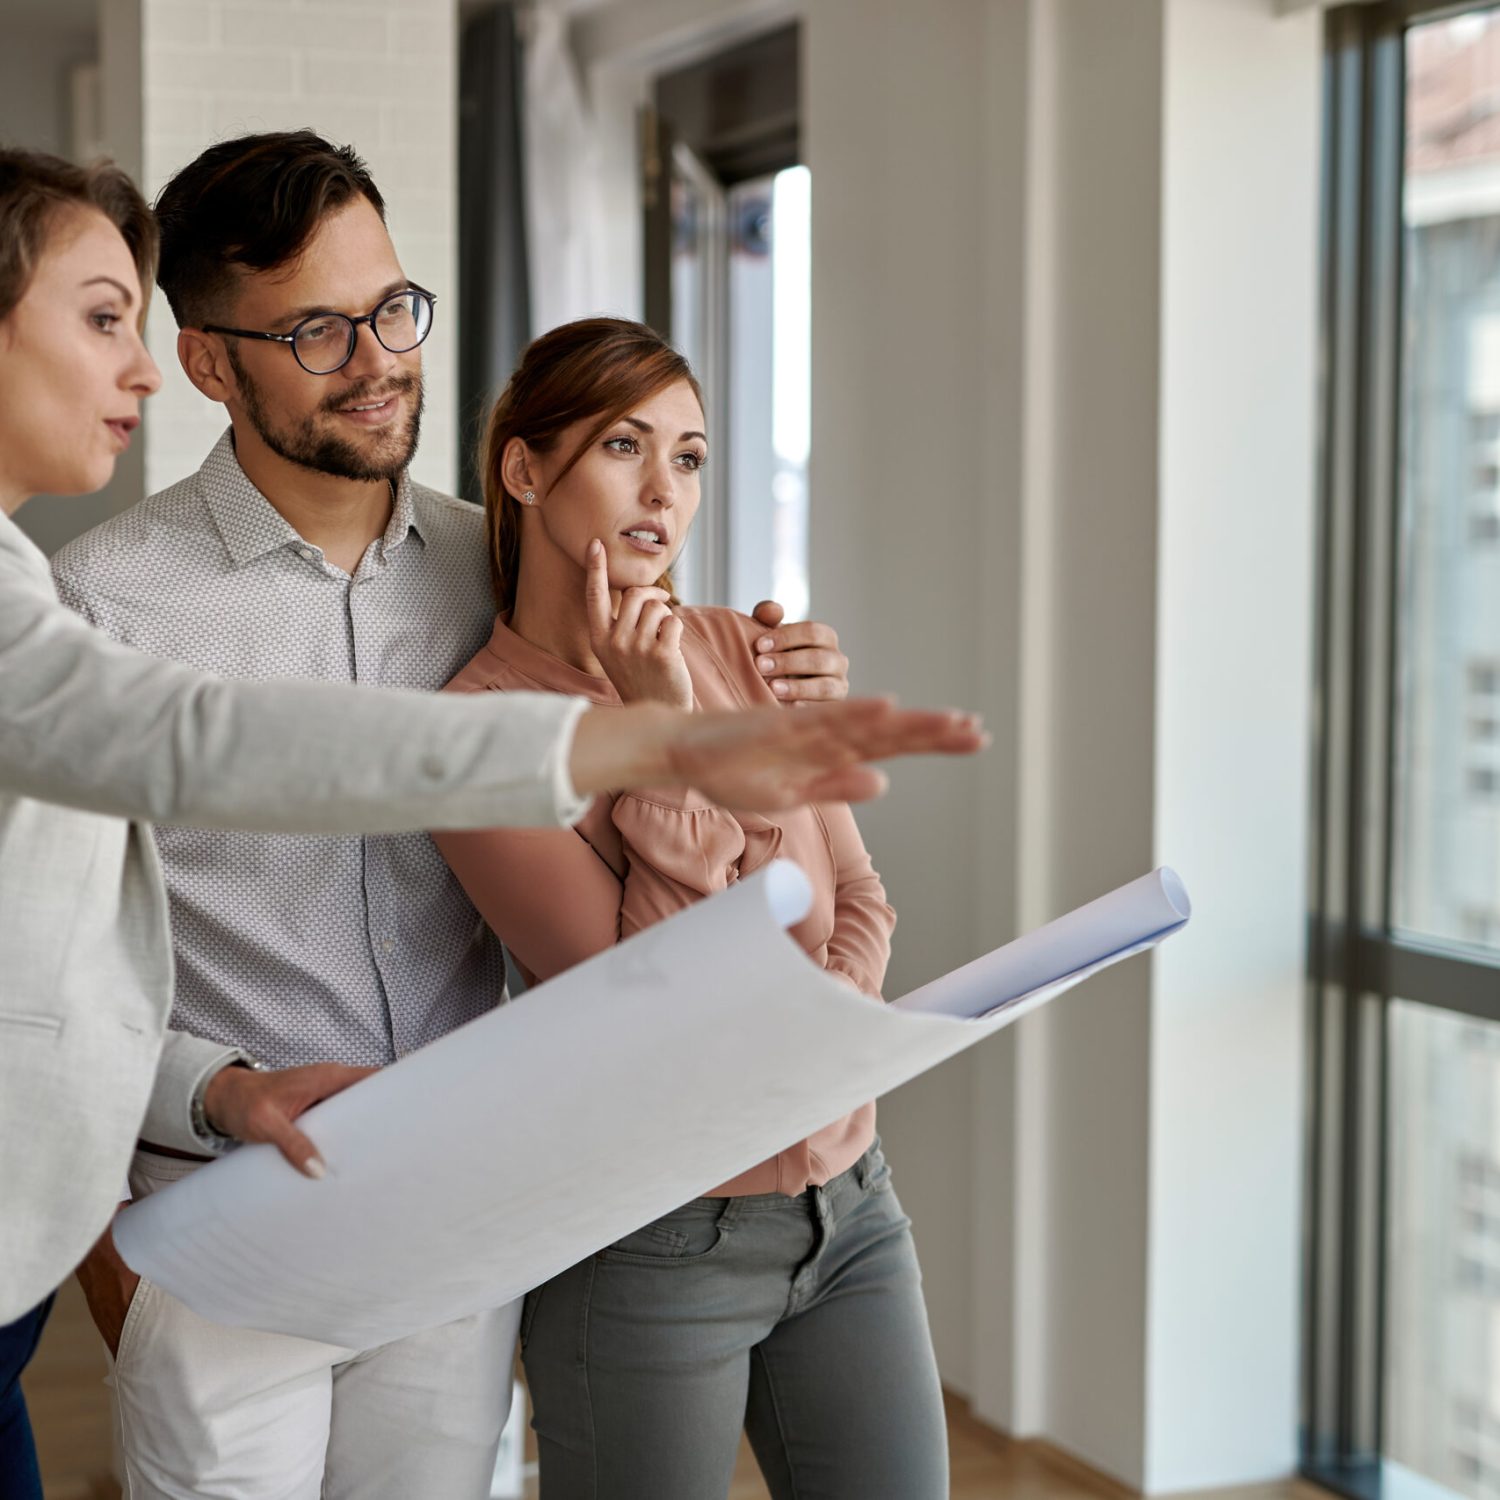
[1308,7,1500,1500]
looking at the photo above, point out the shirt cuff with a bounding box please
[550,697,592,828]
[141,1034,246,1155]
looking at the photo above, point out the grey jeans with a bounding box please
[520,1143,949,1500]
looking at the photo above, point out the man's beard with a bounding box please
[228,346,424,483]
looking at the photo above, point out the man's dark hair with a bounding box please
[154,130,385,329]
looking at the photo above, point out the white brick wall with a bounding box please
[137,0,459,497]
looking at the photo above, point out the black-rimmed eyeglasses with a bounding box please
[202,285,436,375]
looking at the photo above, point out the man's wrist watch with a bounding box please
[189,1051,267,1151]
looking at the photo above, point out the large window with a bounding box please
[1309,9,1500,1500]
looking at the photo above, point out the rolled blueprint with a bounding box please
[894,867,1190,1019]
[115,860,1189,1349]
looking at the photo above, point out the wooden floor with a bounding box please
[716,1399,1135,1500]
[20,1281,117,1500]
[25,1280,1324,1500]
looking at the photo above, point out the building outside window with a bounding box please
[1309,11,1500,1500]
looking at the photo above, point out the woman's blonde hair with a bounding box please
[480,317,704,614]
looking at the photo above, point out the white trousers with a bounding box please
[108,1150,520,1500]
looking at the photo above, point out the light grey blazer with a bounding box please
[0,508,587,1322]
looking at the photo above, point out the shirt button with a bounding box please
[298,548,314,561]
[421,755,445,779]
[381,939,395,955]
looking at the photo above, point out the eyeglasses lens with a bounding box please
[294,316,357,375]
[291,293,433,374]
[375,293,430,353]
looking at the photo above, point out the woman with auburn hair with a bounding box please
[434,317,950,1499]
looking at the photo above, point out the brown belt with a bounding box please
[137,1140,213,1163]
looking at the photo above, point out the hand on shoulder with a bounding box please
[747,599,850,703]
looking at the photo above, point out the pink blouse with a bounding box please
[434,605,892,1196]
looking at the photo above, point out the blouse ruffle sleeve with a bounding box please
[611,789,781,941]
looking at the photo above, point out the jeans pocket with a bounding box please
[597,1199,732,1267]
[859,1141,893,1194]
[112,1276,153,1371]
[519,1286,543,1352]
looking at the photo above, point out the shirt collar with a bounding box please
[384,474,424,557]
[198,429,423,569]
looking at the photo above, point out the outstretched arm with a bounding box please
[14,537,586,832]
[570,696,982,811]
[10,526,981,833]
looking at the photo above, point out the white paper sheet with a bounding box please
[115,861,1190,1349]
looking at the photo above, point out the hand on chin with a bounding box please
[597,549,664,592]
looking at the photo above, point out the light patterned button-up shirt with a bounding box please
[53,432,505,1070]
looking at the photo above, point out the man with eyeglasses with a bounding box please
[51,131,854,1499]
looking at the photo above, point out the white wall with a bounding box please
[0,17,94,157]
[801,0,998,1390]
[997,4,1168,1479]
[955,3,1318,1490]
[127,0,460,498]
[1145,0,1318,1487]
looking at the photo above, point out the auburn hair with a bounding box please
[480,317,704,614]
[0,147,156,324]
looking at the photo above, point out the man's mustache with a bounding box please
[318,372,422,416]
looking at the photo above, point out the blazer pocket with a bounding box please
[0,1009,63,1038]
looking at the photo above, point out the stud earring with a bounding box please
[522,490,535,504]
